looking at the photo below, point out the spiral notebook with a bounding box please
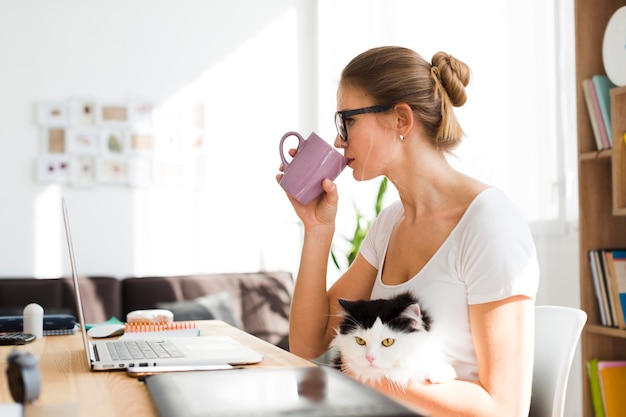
[120,322,200,340]
[62,198,263,372]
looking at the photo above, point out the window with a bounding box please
[315,0,577,245]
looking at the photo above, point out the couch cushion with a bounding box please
[0,277,121,323]
[0,278,67,316]
[156,291,240,327]
[122,272,293,350]
[238,273,293,350]
[61,276,122,323]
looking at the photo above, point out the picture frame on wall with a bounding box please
[128,131,155,155]
[36,155,72,183]
[96,157,130,184]
[66,128,99,155]
[155,129,182,156]
[153,158,188,185]
[70,98,97,127]
[192,103,205,129]
[185,128,206,153]
[36,101,70,127]
[97,102,129,126]
[41,128,67,154]
[71,156,96,186]
[128,157,153,187]
[128,100,154,130]
[100,129,127,155]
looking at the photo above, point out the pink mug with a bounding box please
[279,131,348,204]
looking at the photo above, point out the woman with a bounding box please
[277,46,539,417]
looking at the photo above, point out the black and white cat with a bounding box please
[330,291,456,388]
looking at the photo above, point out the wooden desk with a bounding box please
[0,321,313,416]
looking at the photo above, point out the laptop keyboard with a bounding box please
[106,340,185,361]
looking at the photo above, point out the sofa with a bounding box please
[0,271,293,350]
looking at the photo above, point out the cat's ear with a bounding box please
[400,303,425,330]
[339,298,361,309]
[337,298,354,315]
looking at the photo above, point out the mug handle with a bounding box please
[279,131,305,169]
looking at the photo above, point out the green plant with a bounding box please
[331,177,388,270]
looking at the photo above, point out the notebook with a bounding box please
[61,198,263,371]
[145,366,425,417]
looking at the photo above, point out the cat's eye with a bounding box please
[355,336,366,346]
[381,338,395,347]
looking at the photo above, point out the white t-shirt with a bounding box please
[361,187,539,380]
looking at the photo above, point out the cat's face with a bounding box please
[331,293,430,382]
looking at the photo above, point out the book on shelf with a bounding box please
[603,250,626,329]
[582,78,611,150]
[598,361,626,417]
[589,249,616,327]
[589,249,626,328]
[590,360,626,417]
[589,250,610,326]
[592,75,617,143]
[608,251,626,329]
[587,359,606,417]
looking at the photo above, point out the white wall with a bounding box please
[0,0,312,277]
[0,1,582,415]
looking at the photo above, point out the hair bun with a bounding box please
[431,52,471,107]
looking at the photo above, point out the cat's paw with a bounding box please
[426,363,457,384]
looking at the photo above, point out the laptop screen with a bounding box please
[61,198,93,369]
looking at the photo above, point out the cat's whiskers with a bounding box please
[386,377,408,394]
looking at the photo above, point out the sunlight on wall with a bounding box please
[131,7,304,275]
[34,185,63,277]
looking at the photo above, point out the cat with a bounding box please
[330,291,457,388]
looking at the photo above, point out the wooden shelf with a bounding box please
[586,324,626,339]
[575,1,626,416]
[580,149,612,162]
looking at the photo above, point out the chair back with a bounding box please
[529,305,587,417]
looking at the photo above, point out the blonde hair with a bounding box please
[340,46,471,151]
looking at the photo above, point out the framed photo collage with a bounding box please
[35,99,206,187]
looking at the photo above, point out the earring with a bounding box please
[399,135,405,141]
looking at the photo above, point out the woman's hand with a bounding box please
[276,148,339,231]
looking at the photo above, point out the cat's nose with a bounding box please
[366,355,375,364]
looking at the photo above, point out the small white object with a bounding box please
[126,309,173,324]
[0,404,22,417]
[87,323,125,338]
[23,303,44,339]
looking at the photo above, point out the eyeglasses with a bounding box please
[334,105,392,142]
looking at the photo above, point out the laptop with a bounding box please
[61,198,264,371]
[145,365,425,417]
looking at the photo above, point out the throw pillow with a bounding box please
[156,291,240,328]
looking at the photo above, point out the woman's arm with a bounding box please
[290,252,378,359]
[370,295,535,417]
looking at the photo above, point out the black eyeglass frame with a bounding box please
[335,105,393,142]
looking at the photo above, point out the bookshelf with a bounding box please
[612,86,626,214]
[575,1,626,416]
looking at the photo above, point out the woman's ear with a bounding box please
[394,103,414,137]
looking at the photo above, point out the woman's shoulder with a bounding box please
[459,187,532,237]
[467,187,523,218]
